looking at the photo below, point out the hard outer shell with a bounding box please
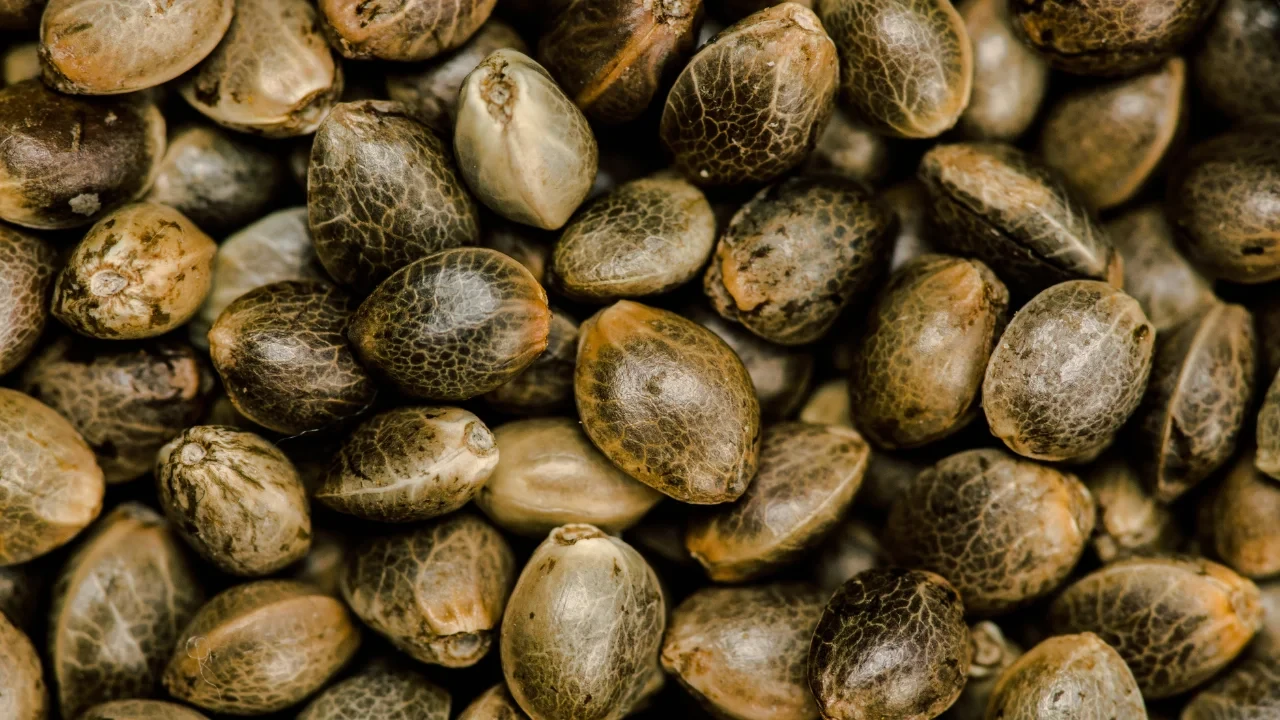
[885,448,1095,615]
[0,612,45,720]
[80,700,210,720]
[662,584,825,720]
[811,519,882,592]
[0,388,104,566]
[1192,0,1280,121]
[1049,556,1264,698]
[480,220,550,285]
[1010,0,1218,76]
[501,525,666,720]
[1168,123,1280,284]
[1182,654,1280,719]
[1084,454,1181,564]
[709,0,812,19]
[476,417,662,537]
[340,514,515,667]
[983,280,1155,462]
[689,305,814,420]
[985,633,1145,720]
[51,203,216,340]
[39,0,233,94]
[1134,301,1256,502]
[0,81,165,229]
[483,308,577,415]
[808,568,972,720]
[155,425,311,576]
[49,504,205,719]
[348,248,551,401]
[179,0,343,137]
[538,0,702,124]
[686,422,869,582]
[704,176,894,346]
[818,0,971,137]
[575,301,761,504]
[296,665,450,720]
[1261,372,1280,480]
[0,228,55,376]
[919,143,1121,297]
[1039,57,1186,211]
[308,100,481,291]
[550,175,716,303]
[386,20,528,132]
[162,580,361,715]
[956,0,1047,141]
[458,684,529,720]
[454,49,597,230]
[209,280,377,434]
[1106,204,1214,333]
[319,0,497,61]
[850,254,1009,449]
[945,621,1021,720]
[1213,451,1280,579]
[661,3,837,185]
[315,406,498,523]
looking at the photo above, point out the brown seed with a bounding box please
[1105,203,1214,333]
[661,3,838,185]
[0,565,38,630]
[686,422,869,582]
[983,280,1155,462]
[49,504,205,719]
[349,248,551,401]
[1182,654,1280,719]
[0,388,104,566]
[575,300,761,504]
[80,700,210,720]
[320,0,496,61]
[985,633,1145,720]
[1192,0,1280,121]
[297,664,450,720]
[851,254,1009,449]
[1049,556,1263,698]
[0,611,46,720]
[811,518,882,592]
[808,568,971,720]
[1253,579,1280,661]
[689,304,815,421]
[956,0,1048,141]
[0,228,56,376]
[1213,451,1280,579]
[163,580,361,714]
[341,514,515,668]
[883,179,938,271]
[1084,454,1181,564]
[483,308,578,415]
[946,621,1021,720]
[805,109,892,185]
[155,425,311,576]
[1260,372,1280,480]
[661,584,826,720]
[457,684,529,720]
[480,220,550,286]
[817,0,972,138]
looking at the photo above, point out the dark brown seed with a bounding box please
[0,611,46,720]
[660,3,837,185]
[884,179,938,271]
[319,0,496,61]
[689,304,815,421]
[1049,556,1263,698]
[0,565,38,630]
[575,300,761,504]
[457,684,529,720]
[956,0,1047,141]
[1213,451,1280,579]
[483,308,578,415]
[1192,0,1280,121]
[296,664,450,720]
[1182,654,1280,719]
[985,633,1145,720]
[919,142,1121,296]
[0,228,56,376]
[1084,454,1181,564]
[80,700,210,720]
[808,568,971,720]
[1260,371,1280,480]
[806,109,892,185]
[480,221,550,286]
[1106,203,1214,333]
[349,248,551,401]
[945,621,1021,720]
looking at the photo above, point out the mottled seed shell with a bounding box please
[155,426,311,576]
[454,50,597,230]
[340,514,515,667]
[1010,0,1216,76]
[179,0,343,137]
[886,448,1094,615]
[39,0,232,95]
[308,101,480,291]
[686,422,868,582]
[662,584,825,720]
[483,308,577,415]
[320,0,496,61]
[1168,123,1280,284]
[576,301,761,504]
[690,305,814,420]
[1192,0,1280,121]
[704,176,892,346]
[1134,301,1256,502]
[551,175,715,303]
[661,3,837,185]
[21,337,212,484]
[1106,204,1214,333]
[1050,556,1263,699]
[349,248,551,401]
[1182,654,1280,719]
[0,389,104,566]
[0,81,165,229]
[0,228,55,376]
[986,633,1145,720]
[851,254,1009,449]
[209,280,376,434]
[919,143,1120,296]
[80,700,210,720]
[1084,455,1181,564]
[539,0,701,124]
[477,417,663,537]
[297,664,450,720]
[1213,452,1280,579]
[818,0,972,138]
[163,580,361,715]
[808,568,972,720]
[805,109,892,185]
[945,621,1021,720]
[481,221,550,285]
[983,281,1155,462]
[315,407,498,523]
[1039,57,1186,211]
[0,612,45,720]
[501,525,666,720]
[956,0,1047,141]
[1260,373,1280,480]
[458,684,529,720]
[50,504,204,719]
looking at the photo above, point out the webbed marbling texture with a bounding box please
[985,633,1145,720]
[1182,654,1280,719]
[296,664,450,720]
[80,700,210,720]
[1192,0,1280,121]
[483,308,577,415]
[0,612,45,720]
[688,305,814,421]
[458,684,529,720]
[319,0,496,61]
[0,228,55,376]
[1259,371,1280,480]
